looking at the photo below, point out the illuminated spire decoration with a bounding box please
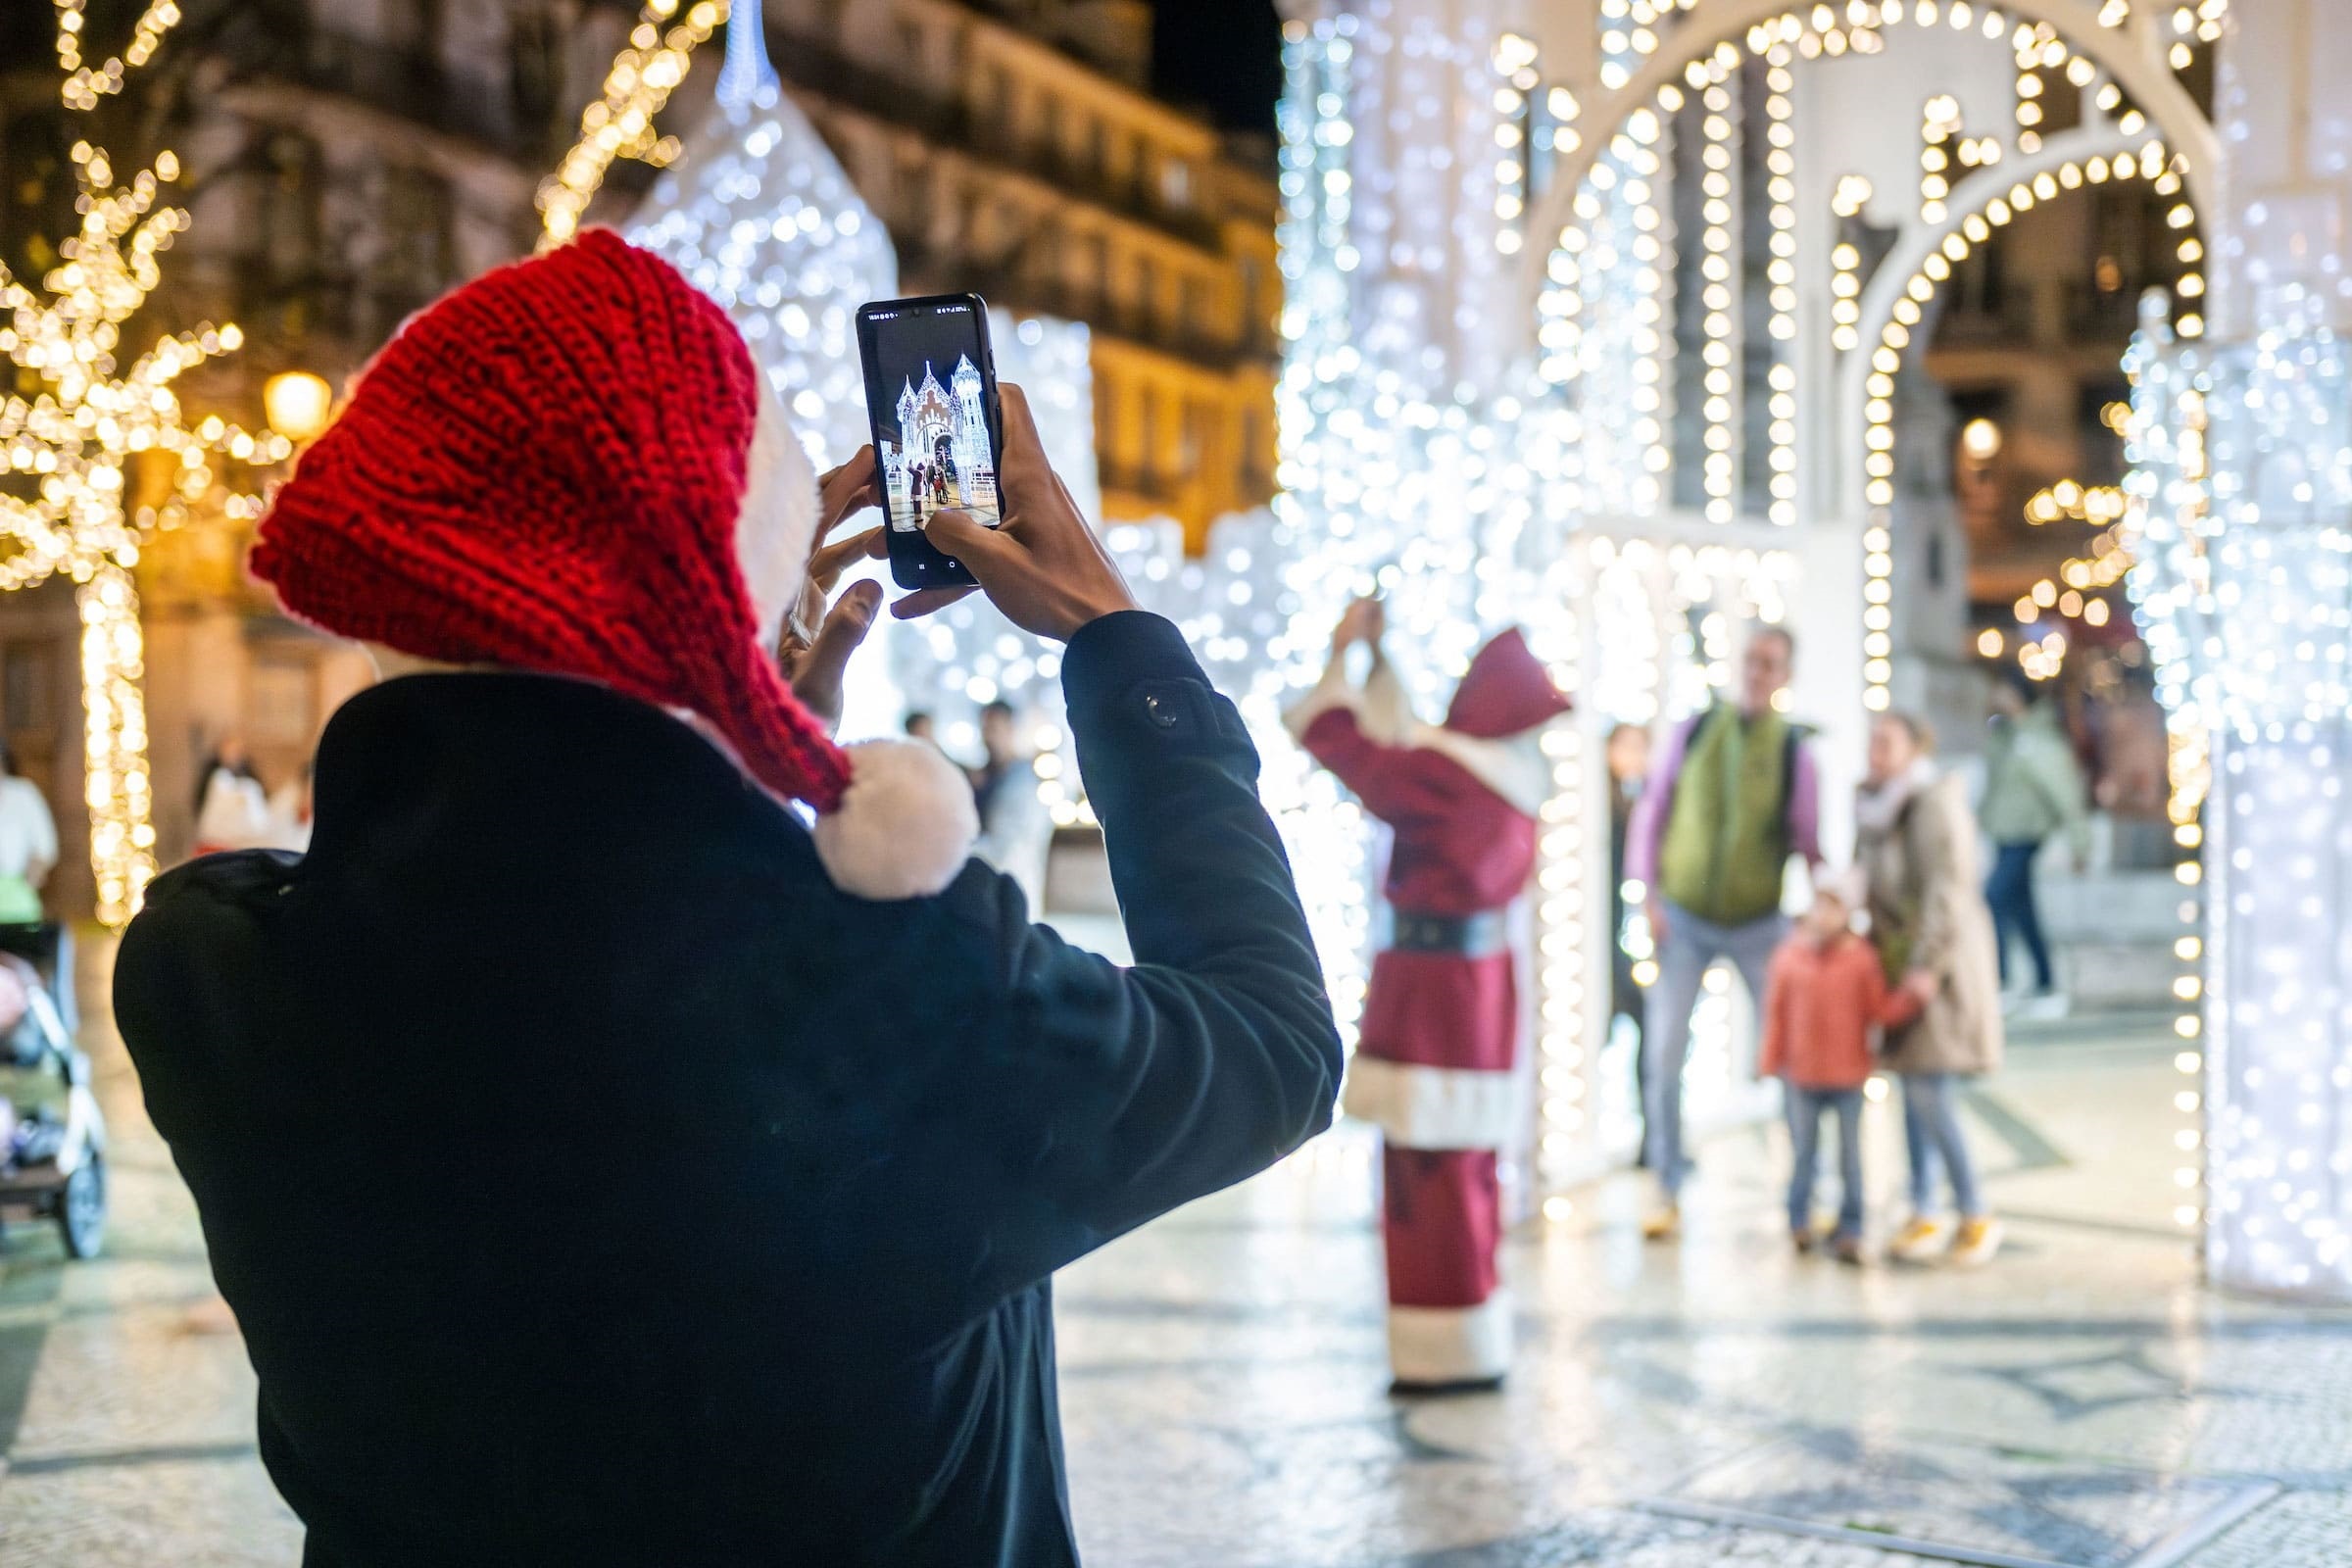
[3,6,286,926]
[628,0,898,466]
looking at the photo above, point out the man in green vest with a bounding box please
[1624,626,1823,1238]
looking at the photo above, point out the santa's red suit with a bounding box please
[1286,626,1568,1389]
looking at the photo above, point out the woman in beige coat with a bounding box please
[1856,711,2006,1267]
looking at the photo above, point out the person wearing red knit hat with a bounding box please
[113,231,1339,1568]
[1286,598,1571,1396]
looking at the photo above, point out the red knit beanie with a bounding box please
[252,229,975,899]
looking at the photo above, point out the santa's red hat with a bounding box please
[1445,628,1572,739]
[251,229,975,900]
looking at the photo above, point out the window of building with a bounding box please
[2,642,54,735]
[1140,385,1162,480]
[1083,231,1110,308]
[1179,400,1205,476]
[1094,371,1114,468]
[1136,256,1158,335]
[1161,159,1193,210]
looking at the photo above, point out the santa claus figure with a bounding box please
[1286,600,1570,1393]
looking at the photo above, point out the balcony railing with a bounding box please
[770,27,1224,252]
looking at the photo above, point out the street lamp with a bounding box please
[264,370,334,444]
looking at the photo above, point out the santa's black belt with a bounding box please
[1386,908,1508,957]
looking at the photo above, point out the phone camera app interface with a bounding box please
[864,304,1001,536]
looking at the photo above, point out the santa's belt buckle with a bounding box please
[1386,908,1507,957]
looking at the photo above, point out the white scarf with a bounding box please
[1856,757,1939,838]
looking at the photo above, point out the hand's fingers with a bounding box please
[891,585,977,620]
[788,580,883,728]
[807,578,882,673]
[808,525,885,594]
[923,508,1020,575]
[816,448,880,537]
[996,384,1050,484]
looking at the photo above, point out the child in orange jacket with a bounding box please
[1760,876,1923,1262]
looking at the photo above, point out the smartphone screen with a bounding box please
[857,294,1003,590]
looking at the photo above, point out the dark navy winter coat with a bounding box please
[115,612,1340,1567]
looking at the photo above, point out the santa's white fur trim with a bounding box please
[1388,1291,1514,1384]
[737,373,821,651]
[1409,724,1554,817]
[1344,1056,1522,1150]
[812,738,979,901]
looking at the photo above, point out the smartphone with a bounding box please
[857,294,1004,591]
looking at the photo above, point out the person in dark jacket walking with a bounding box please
[112,232,1341,1568]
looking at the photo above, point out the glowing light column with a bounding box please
[2122,0,2352,1299]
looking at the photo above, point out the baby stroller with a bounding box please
[0,934,106,1259]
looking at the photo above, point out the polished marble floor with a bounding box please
[1,946,2345,1566]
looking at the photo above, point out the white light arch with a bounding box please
[1834,122,2202,517]
[1519,0,2219,320]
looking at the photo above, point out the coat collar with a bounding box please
[305,671,799,874]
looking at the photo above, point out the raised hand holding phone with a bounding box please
[893,383,1139,642]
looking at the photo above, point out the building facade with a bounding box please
[0,0,1278,907]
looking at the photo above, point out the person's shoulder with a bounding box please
[129,852,303,945]
[149,848,295,911]
[116,853,303,1056]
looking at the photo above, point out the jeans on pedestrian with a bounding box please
[1642,903,1786,1196]
[1785,1085,1865,1240]
[1901,1072,1984,1219]
[1984,839,2052,991]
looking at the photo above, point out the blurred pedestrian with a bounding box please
[1758,872,1921,1263]
[0,744,58,927]
[1979,678,2087,1014]
[1605,722,1652,1156]
[268,761,316,854]
[903,710,937,747]
[1856,711,2006,1267]
[1289,598,1569,1394]
[193,736,273,856]
[970,699,1052,909]
[0,744,67,1029]
[1626,625,1823,1238]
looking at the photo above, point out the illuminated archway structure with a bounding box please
[1269,0,2221,1196]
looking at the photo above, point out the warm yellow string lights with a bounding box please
[1829,174,1873,353]
[538,0,728,249]
[1921,94,1962,221]
[52,0,179,112]
[1699,76,1740,523]
[2,4,280,924]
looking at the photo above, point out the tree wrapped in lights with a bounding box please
[2,19,283,926]
[540,0,727,250]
